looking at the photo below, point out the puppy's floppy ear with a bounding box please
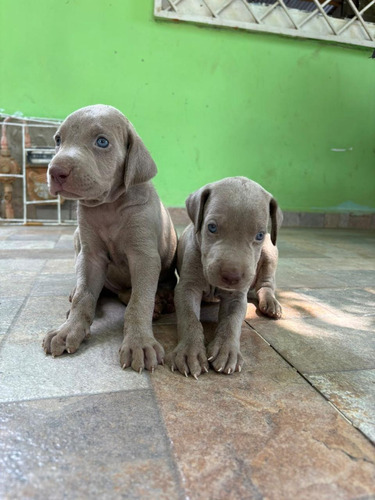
[124,123,157,191]
[186,186,211,232]
[269,197,283,245]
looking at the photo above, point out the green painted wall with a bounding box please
[1,1,374,211]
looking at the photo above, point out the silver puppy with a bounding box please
[168,176,282,378]
[43,105,177,373]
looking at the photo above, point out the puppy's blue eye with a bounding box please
[256,232,265,241]
[96,137,109,148]
[208,223,217,234]
[55,135,61,147]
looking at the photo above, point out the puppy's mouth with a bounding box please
[56,190,106,207]
[204,269,253,293]
[49,183,108,206]
[79,197,108,207]
[49,185,81,199]
[217,281,250,293]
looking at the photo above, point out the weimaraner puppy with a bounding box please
[43,105,177,373]
[168,176,282,378]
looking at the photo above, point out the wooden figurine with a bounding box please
[0,118,21,219]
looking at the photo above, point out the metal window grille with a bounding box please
[154,0,375,48]
[0,116,77,225]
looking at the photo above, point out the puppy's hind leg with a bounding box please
[252,234,282,319]
[118,287,175,321]
[66,228,81,318]
[153,268,178,319]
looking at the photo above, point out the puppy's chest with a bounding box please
[202,286,223,302]
[106,238,128,267]
[103,234,132,290]
[96,225,128,267]
[202,285,238,303]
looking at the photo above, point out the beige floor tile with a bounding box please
[247,316,375,374]
[41,258,75,274]
[0,296,148,403]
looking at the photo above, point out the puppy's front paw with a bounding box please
[258,289,282,319]
[207,339,243,375]
[167,340,209,379]
[43,321,90,357]
[120,335,164,373]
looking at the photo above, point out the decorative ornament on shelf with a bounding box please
[0,118,21,219]
[25,122,55,202]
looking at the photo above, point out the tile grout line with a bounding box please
[244,319,375,448]
[0,253,52,354]
[0,386,153,407]
[304,367,375,375]
[0,295,29,353]
[148,378,191,500]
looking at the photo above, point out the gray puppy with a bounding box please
[168,176,282,378]
[43,105,177,373]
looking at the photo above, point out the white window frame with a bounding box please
[0,116,77,225]
[154,0,375,48]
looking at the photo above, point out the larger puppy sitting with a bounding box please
[168,177,282,378]
[43,105,177,373]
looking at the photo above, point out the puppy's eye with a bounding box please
[255,232,265,241]
[96,137,109,148]
[55,135,61,147]
[208,223,217,234]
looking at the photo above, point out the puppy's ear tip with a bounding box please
[186,187,211,231]
[269,197,282,245]
[124,125,157,188]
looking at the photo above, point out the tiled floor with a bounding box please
[0,224,374,499]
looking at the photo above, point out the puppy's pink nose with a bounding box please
[49,164,71,185]
[221,269,242,287]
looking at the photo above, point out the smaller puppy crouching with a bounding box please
[168,176,282,379]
